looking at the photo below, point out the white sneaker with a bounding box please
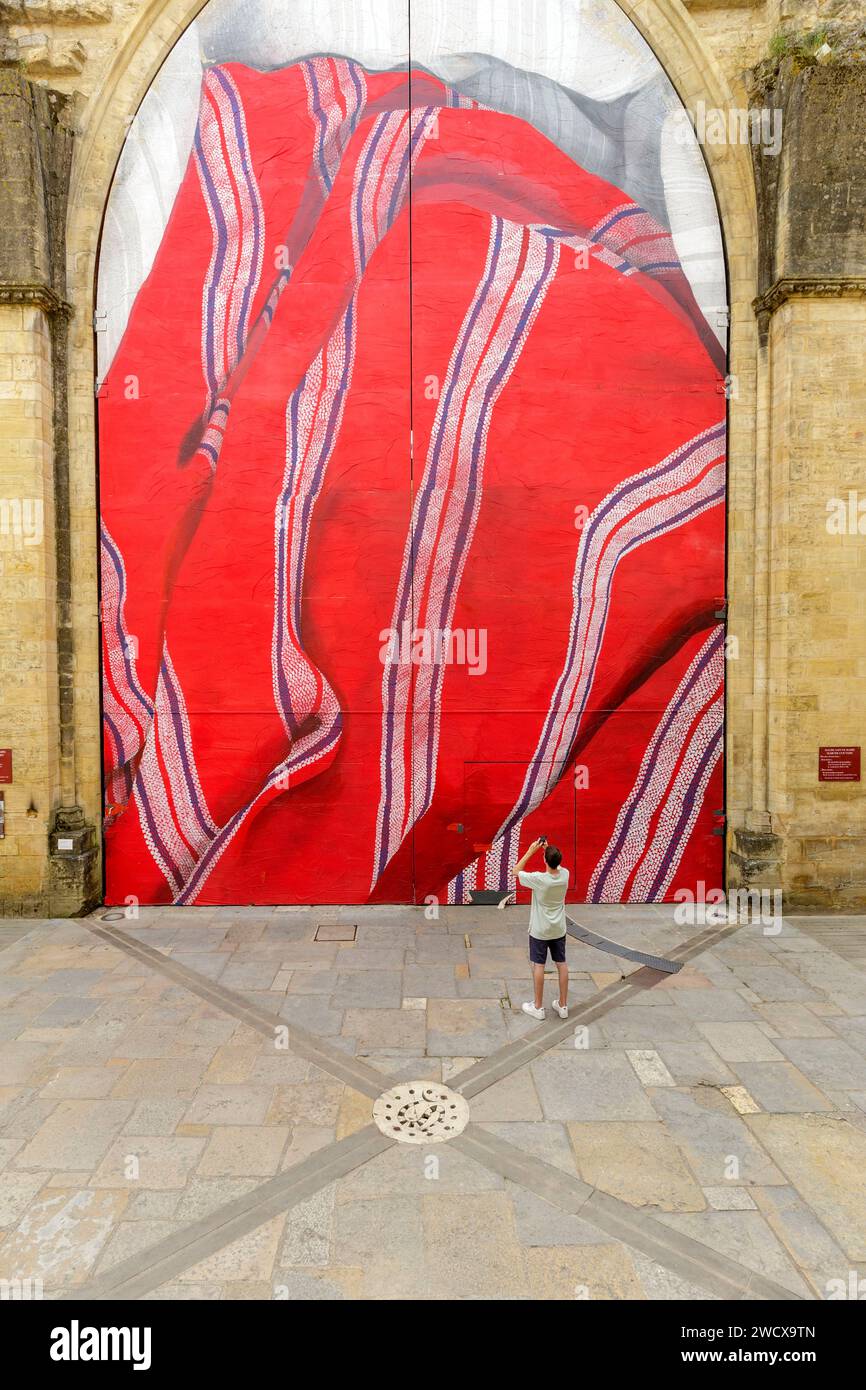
[551,999,568,1019]
[522,1002,545,1021]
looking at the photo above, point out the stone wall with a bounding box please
[0,64,98,913]
[735,44,866,906]
[0,0,863,910]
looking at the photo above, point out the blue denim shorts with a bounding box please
[529,934,566,964]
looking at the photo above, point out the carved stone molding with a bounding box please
[753,276,866,317]
[0,280,73,316]
[0,0,111,21]
[3,34,88,76]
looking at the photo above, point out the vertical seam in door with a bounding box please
[407,0,417,905]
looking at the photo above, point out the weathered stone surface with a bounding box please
[531,1052,658,1123]
[567,1121,706,1212]
[524,1242,644,1300]
[649,1087,785,1186]
[746,1113,866,1260]
[422,1192,528,1298]
[0,1187,127,1286]
[655,1209,812,1298]
[196,1126,290,1178]
[730,1061,834,1113]
[12,1097,133,1169]
[333,1194,426,1297]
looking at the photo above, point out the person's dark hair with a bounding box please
[544,844,562,869]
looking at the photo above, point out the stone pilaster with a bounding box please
[733,40,866,907]
[0,64,99,914]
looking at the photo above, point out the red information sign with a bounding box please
[0,749,12,784]
[819,747,861,782]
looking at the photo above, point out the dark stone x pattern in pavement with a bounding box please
[62,914,806,1302]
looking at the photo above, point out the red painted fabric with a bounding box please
[99,60,725,905]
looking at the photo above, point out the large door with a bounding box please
[97,1,726,906]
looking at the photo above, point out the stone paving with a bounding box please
[1,903,865,1300]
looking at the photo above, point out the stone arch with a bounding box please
[65,0,759,881]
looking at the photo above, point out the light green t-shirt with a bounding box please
[518,867,569,940]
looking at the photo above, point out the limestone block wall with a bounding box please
[0,303,59,904]
[767,295,866,904]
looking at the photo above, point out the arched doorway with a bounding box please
[95,0,728,906]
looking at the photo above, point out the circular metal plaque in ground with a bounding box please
[373,1082,469,1145]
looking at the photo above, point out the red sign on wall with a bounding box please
[0,749,12,784]
[819,747,861,782]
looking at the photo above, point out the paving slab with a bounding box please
[466,1068,543,1122]
[733,965,823,1003]
[630,1248,718,1300]
[654,1209,813,1298]
[94,1218,181,1272]
[654,1041,737,1087]
[626,1049,675,1086]
[507,1180,610,1248]
[478,1122,579,1176]
[754,1003,837,1038]
[336,1142,503,1199]
[333,1194,427,1297]
[0,1187,129,1288]
[829,1016,866,1056]
[531,1052,658,1122]
[426,999,509,1056]
[402,965,460,998]
[109,1056,212,1099]
[524,1242,644,1300]
[567,1121,706,1212]
[39,1066,120,1100]
[331,970,403,1010]
[278,996,344,1035]
[599,1004,701,1047]
[422,1191,527,1299]
[180,1213,287,1283]
[774,1037,866,1091]
[703,1186,757,1210]
[0,1170,46,1228]
[342,1008,425,1052]
[90,1135,208,1189]
[173,1177,262,1224]
[12,1098,135,1171]
[729,1062,834,1114]
[124,1190,182,1221]
[279,1184,336,1267]
[196,1126,291,1178]
[746,1113,866,1261]
[0,1040,60,1084]
[672,990,761,1022]
[36,997,102,1026]
[220,962,282,991]
[696,1022,785,1063]
[266,1079,347,1129]
[649,1087,786,1187]
[122,1099,191,1136]
[333,946,404,971]
[751,1184,851,1294]
[456,975,509,999]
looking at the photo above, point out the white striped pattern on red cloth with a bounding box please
[373,217,560,888]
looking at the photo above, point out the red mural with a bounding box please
[99,59,726,906]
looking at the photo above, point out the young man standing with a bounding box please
[515,839,569,1020]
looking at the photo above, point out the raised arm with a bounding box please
[515,839,543,876]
